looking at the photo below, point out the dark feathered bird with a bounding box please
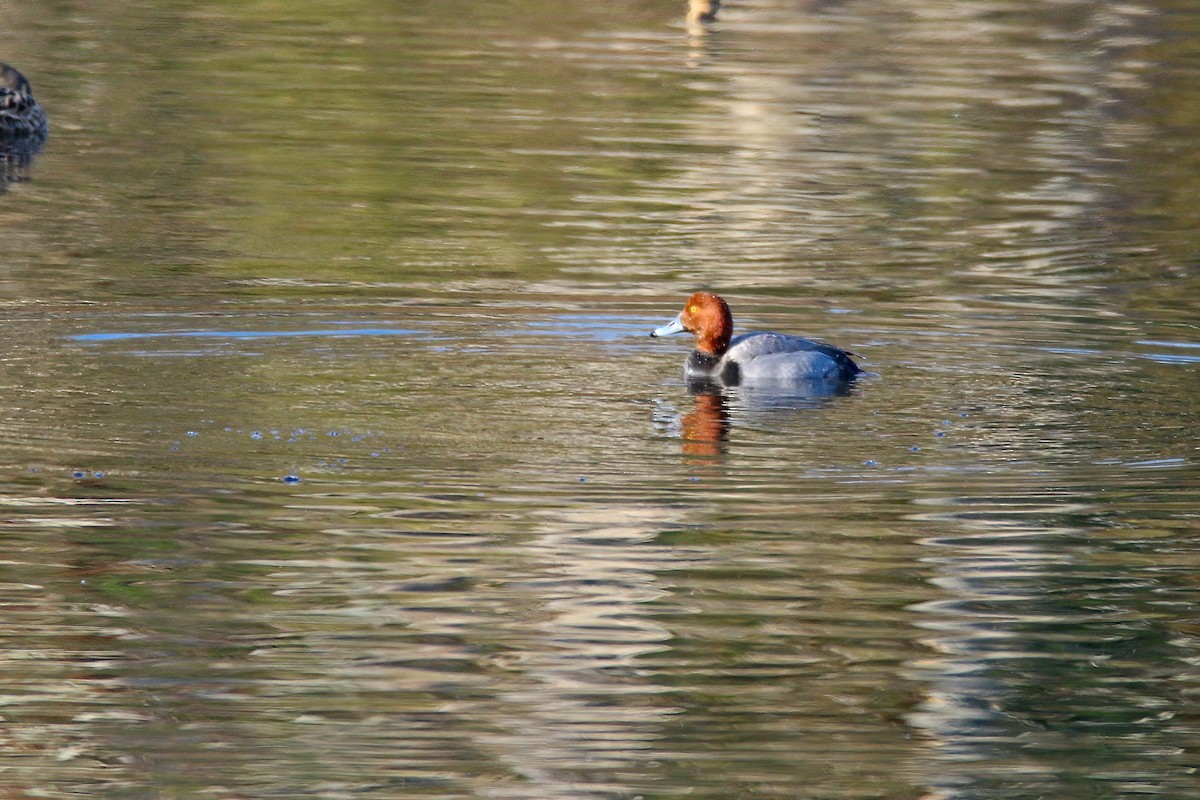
[0,63,48,141]
[688,0,721,23]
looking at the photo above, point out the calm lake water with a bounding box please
[2,1,1199,797]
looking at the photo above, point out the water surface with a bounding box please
[2,1,1199,798]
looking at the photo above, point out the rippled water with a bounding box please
[2,1,1199,798]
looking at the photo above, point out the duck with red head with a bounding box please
[651,291,861,386]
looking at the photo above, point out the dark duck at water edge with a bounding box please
[688,0,721,23]
[0,63,48,142]
[651,292,862,387]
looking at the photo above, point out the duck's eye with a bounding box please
[688,305,698,314]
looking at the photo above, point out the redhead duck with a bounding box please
[0,64,48,140]
[651,292,861,385]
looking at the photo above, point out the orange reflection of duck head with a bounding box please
[681,390,729,465]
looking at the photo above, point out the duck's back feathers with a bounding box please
[724,332,860,382]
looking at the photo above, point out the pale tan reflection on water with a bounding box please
[901,466,1200,798]
[482,503,688,797]
[662,0,1156,301]
[906,494,1079,773]
[0,496,140,788]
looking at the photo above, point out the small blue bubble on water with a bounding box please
[942,420,952,426]
[282,474,301,484]
[578,476,587,483]
[250,431,263,440]
[864,459,879,467]
[371,452,380,458]
[327,431,340,438]
[71,470,86,479]
[959,412,969,418]
[935,431,946,438]
[910,445,921,452]
[186,430,198,437]
[93,471,105,479]
[689,476,700,482]
[169,442,181,452]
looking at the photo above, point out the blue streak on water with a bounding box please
[1137,339,1200,349]
[1126,457,1188,469]
[72,327,425,342]
[1135,339,1200,363]
[1138,353,1200,364]
[505,316,645,341]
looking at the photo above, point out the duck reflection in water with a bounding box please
[681,385,731,465]
[0,63,48,190]
[678,377,856,465]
